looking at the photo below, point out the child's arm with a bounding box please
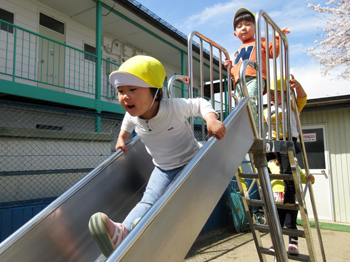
[266,27,290,58]
[204,112,226,140]
[289,74,307,113]
[289,74,306,98]
[279,28,290,36]
[224,58,232,68]
[115,129,131,153]
[299,166,315,184]
[307,174,315,184]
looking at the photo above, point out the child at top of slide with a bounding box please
[225,7,290,127]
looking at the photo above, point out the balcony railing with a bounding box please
[0,19,119,100]
[0,19,223,109]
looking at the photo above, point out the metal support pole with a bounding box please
[253,153,288,262]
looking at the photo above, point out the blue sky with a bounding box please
[136,0,349,99]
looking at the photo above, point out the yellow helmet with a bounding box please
[270,76,288,91]
[109,55,165,88]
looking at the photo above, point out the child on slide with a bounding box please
[88,55,226,257]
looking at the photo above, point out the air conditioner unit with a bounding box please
[106,56,119,75]
[123,45,133,57]
[102,36,112,49]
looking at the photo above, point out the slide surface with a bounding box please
[0,98,255,262]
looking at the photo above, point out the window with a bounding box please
[296,128,326,169]
[0,8,14,33]
[84,43,96,63]
[39,13,64,35]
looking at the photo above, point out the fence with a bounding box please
[0,99,209,240]
[0,100,125,206]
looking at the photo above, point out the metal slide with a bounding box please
[0,134,155,261]
[0,98,255,262]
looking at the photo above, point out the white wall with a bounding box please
[300,108,350,223]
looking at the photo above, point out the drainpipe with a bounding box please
[95,0,102,132]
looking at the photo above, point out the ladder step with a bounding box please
[260,248,311,261]
[253,224,306,238]
[275,203,300,210]
[246,199,300,210]
[246,199,264,206]
[287,253,311,262]
[240,172,293,180]
[239,173,259,179]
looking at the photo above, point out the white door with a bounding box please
[38,26,65,91]
[296,124,333,221]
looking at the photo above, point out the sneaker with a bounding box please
[288,244,299,255]
[88,212,128,257]
[269,245,275,252]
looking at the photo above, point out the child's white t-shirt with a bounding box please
[264,96,307,139]
[121,98,218,170]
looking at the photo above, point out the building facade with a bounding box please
[299,95,350,224]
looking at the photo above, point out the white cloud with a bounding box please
[290,65,350,99]
[181,2,238,29]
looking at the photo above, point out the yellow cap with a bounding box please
[109,55,165,88]
[270,76,288,91]
[233,7,255,28]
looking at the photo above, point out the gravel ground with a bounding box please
[184,225,350,261]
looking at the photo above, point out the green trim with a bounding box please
[297,219,350,233]
[95,1,103,132]
[194,119,206,126]
[13,27,17,82]
[0,127,114,142]
[0,79,125,114]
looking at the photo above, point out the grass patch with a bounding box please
[297,219,350,232]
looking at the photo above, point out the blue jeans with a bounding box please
[122,165,184,231]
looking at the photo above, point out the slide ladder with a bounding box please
[234,10,326,262]
[236,144,318,261]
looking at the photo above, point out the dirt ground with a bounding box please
[184,225,350,261]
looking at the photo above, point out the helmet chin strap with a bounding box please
[146,88,159,112]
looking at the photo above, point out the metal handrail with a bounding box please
[167,75,190,99]
[255,10,291,140]
[187,31,232,133]
[292,91,327,262]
